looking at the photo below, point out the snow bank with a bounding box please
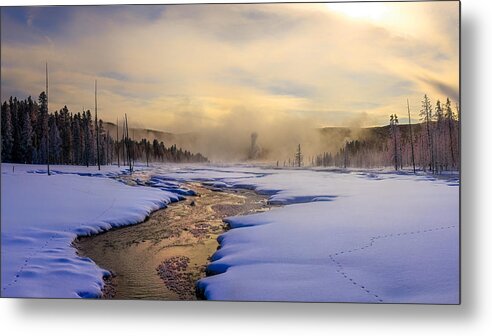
[1,164,182,298]
[155,166,459,303]
[1,163,459,303]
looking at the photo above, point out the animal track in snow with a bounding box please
[328,224,457,303]
[2,233,57,292]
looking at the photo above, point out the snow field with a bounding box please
[154,166,459,303]
[1,164,183,298]
[1,164,459,302]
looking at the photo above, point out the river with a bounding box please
[74,182,270,300]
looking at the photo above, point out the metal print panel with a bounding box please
[0,1,460,303]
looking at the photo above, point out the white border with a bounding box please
[1,0,490,335]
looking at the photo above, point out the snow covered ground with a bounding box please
[1,163,186,298]
[1,163,459,303]
[154,166,460,303]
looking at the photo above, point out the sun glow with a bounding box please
[325,3,390,22]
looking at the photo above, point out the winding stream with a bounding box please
[74,182,270,300]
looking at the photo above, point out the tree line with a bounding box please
[1,92,208,166]
[314,95,459,173]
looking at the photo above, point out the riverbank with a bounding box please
[1,163,459,302]
[74,183,271,300]
[1,163,180,298]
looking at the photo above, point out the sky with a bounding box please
[1,2,459,134]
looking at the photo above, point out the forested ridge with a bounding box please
[1,92,208,166]
[314,95,459,173]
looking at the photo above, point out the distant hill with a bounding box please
[319,124,425,143]
[105,123,425,145]
[100,122,431,162]
[102,122,198,145]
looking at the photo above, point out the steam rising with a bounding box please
[124,108,367,163]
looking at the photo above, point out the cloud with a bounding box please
[1,3,459,160]
[418,76,459,102]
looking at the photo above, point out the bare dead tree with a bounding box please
[46,62,51,176]
[106,126,109,165]
[95,80,100,170]
[125,113,132,173]
[121,116,126,166]
[116,117,120,167]
[132,129,136,168]
[407,99,416,173]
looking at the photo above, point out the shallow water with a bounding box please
[74,182,269,300]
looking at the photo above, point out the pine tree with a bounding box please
[72,113,82,165]
[152,139,160,161]
[18,100,34,163]
[420,94,435,173]
[434,100,444,173]
[390,114,400,171]
[3,92,209,166]
[37,92,49,164]
[59,105,72,164]
[48,113,62,163]
[144,139,151,167]
[98,119,106,165]
[1,101,14,162]
[83,110,95,167]
[295,144,302,167]
[10,97,21,163]
[444,98,456,169]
